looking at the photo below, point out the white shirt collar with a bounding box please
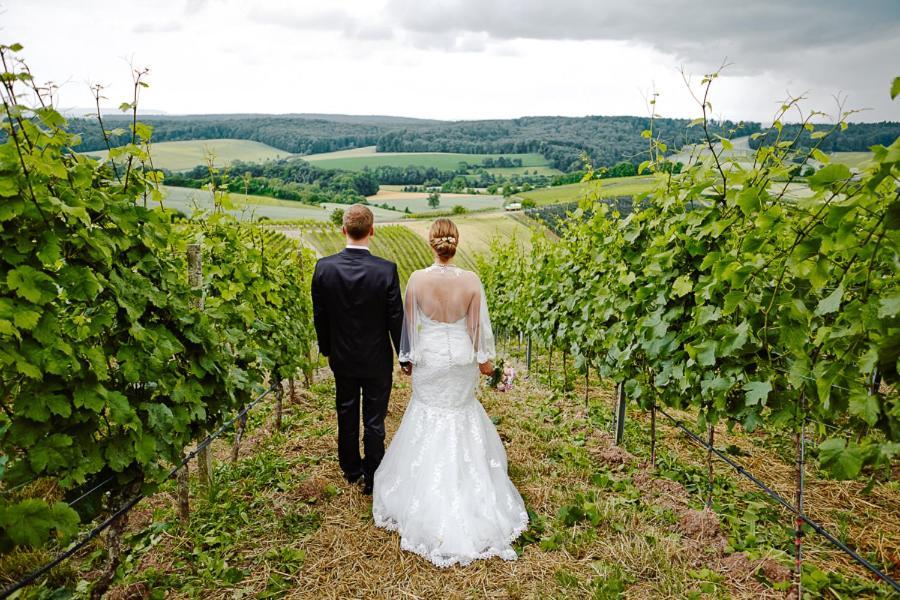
[345,244,370,252]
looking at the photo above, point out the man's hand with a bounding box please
[400,362,412,375]
[479,361,494,376]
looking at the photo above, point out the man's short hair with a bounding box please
[343,204,374,240]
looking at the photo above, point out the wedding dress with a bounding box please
[372,264,529,568]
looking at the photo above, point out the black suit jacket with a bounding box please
[311,248,404,378]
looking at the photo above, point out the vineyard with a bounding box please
[0,45,318,597]
[288,222,478,283]
[2,40,900,600]
[479,75,900,596]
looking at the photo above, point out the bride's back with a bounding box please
[409,265,479,324]
[398,218,495,366]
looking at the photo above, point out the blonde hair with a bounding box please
[429,218,459,260]
[343,204,374,240]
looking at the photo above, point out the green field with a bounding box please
[517,175,656,206]
[830,151,874,169]
[303,146,551,171]
[87,139,293,171]
[370,193,505,214]
[483,166,563,177]
[161,187,417,222]
[280,211,534,279]
[399,212,536,257]
[161,186,332,220]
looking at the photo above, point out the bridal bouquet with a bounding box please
[489,359,516,392]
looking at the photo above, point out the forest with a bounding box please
[64,113,900,178]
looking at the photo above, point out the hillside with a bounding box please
[64,113,759,171]
[87,139,293,171]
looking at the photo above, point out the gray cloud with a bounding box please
[384,0,899,65]
[379,0,900,116]
[248,7,395,42]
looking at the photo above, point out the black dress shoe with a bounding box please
[362,478,373,495]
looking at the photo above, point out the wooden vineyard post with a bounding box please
[274,379,284,432]
[188,244,213,492]
[705,420,715,509]
[614,382,626,446]
[526,336,532,374]
[650,402,657,469]
[794,391,807,598]
[584,363,590,410]
[176,462,190,522]
[547,344,553,385]
[231,410,248,463]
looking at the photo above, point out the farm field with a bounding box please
[279,212,533,274]
[518,175,656,206]
[302,146,551,171]
[483,165,563,177]
[287,223,475,281]
[87,138,293,171]
[366,189,505,213]
[319,202,403,222]
[397,212,536,256]
[162,186,334,220]
[830,151,874,169]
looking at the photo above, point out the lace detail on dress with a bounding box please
[373,317,528,568]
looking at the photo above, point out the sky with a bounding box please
[2,0,899,123]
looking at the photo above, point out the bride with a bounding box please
[372,218,529,568]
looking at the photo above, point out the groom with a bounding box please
[311,204,406,495]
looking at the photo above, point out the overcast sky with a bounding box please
[3,0,898,122]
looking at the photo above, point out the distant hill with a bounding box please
[91,112,443,125]
[65,112,898,172]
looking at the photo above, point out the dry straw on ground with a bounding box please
[89,362,897,599]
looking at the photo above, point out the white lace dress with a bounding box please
[372,265,529,568]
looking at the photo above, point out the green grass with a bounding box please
[161,186,333,221]
[517,175,656,206]
[161,187,412,222]
[482,166,563,177]
[20,349,893,598]
[370,194,504,214]
[87,139,293,171]
[303,147,550,171]
[829,152,874,169]
[399,213,536,257]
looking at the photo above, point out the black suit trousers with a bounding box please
[334,372,392,482]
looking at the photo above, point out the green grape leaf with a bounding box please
[29,434,73,472]
[848,390,880,426]
[0,499,80,547]
[7,266,56,304]
[891,76,900,101]
[815,286,843,316]
[878,291,900,318]
[742,380,772,406]
[806,164,851,190]
[672,275,693,298]
[818,438,863,480]
[13,309,41,330]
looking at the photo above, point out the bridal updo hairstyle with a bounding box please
[429,218,459,260]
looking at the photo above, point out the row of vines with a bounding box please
[479,76,900,586]
[294,222,476,285]
[0,43,316,593]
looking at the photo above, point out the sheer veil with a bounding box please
[398,265,496,365]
